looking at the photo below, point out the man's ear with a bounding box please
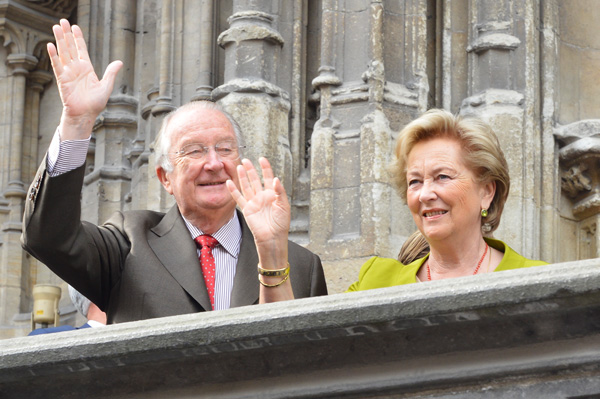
[156,166,173,195]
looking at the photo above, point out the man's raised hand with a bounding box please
[226,158,291,268]
[48,19,122,139]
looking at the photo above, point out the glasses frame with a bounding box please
[172,141,246,161]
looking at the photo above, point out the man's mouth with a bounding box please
[199,181,224,186]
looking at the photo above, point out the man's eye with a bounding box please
[217,147,233,154]
[186,148,204,157]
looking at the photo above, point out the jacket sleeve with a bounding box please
[309,253,328,296]
[345,257,378,292]
[21,159,129,310]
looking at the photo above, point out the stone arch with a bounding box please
[32,40,51,72]
[0,23,23,55]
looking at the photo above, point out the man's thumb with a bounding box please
[101,60,123,90]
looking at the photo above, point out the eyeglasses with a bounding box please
[173,141,245,161]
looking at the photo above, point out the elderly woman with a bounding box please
[347,109,547,290]
[227,109,546,298]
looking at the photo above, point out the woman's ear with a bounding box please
[481,180,496,210]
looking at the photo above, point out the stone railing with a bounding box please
[2,259,600,398]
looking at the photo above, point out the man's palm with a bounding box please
[48,20,122,124]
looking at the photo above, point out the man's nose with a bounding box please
[203,147,224,169]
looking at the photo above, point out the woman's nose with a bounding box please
[419,180,437,202]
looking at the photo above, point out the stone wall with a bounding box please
[2,259,600,398]
[0,0,599,339]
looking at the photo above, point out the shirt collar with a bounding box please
[182,211,242,258]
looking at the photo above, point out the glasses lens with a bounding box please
[179,142,238,160]
[181,144,206,159]
[215,142,237,159]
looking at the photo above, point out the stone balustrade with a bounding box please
[2,258,600,398]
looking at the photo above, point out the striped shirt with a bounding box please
[47,128,242,311]
[47,128,90,176]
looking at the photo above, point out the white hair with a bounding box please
[153,101,245,173]
[68,285,91,318]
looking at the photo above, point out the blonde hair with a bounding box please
[390,109,510,235]
[398,230,429,264]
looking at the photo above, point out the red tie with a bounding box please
[194,235,219,310]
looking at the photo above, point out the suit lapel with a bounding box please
[149,205,212,311]
[230,211,260,307]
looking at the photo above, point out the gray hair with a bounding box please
[153,101,245,173]
[68,285,91,318]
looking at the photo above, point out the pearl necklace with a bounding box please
[427,242,489,281]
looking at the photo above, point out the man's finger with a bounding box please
[242,159,264,195]
[72,24,91,63]
[47,43,63,78]
[259,157,274,191]
[226,180,247,209]
[236,163,255,200]
[60,19,79,65]
[53,24,71,67]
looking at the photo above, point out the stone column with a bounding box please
[0,54,38,326]
[17,69,54,314]
[3,55,37,208]
[287,0,310,243]
[135,0,171,213]
[191,0,215,102]
[555,121,600,260]
[80,0,139,223]
[309,0,341,267]
[439,0,469,112]
[0,0,75,339]
[23,70,54,180]
[151,0,177,116]
[309,0,429,292]
[551,1,600,262]
[460,0,541,258]
[213,0,292,188]
[539,0,561,263]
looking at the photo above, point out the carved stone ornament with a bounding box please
[18,0,77,15]
[467,21,521,53]
[561,163,592,198]
[555,120,600,220]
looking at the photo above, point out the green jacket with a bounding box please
[347,238,548,292]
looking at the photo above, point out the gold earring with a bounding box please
[481,208,488,218]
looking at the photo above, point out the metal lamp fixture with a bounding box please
[31,284,61,331]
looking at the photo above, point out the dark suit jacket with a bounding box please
[22,160,327,324]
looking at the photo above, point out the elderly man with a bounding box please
[22,19,326,324]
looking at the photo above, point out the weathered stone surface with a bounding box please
[2,259,600,398]
[0,0,598,375]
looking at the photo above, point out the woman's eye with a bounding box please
[438,174,450,181]
[408,179,420,186]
